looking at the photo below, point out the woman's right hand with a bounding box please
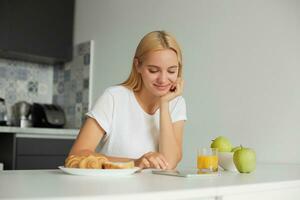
[160,77,184,105]
[134,152,169,169]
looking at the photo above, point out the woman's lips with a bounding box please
[153,84,170,91]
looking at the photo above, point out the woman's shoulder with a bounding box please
[170,95,186,108]
[103,85,132,97]
[171,95,185,103]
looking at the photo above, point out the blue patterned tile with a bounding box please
[53,95,58,103]
[64,82,71,94]
[5,90,17,104]
[76,92,82,103]
[83,79,89,89]
[7,68,16,79]
[71,80,77,91]
[57,82,64,94]
[82,104,88,113]
[84,53,90,65]
[77,42,90,56]
[67,106,75,115]
[27,81,38,94]
[0,67,7,78]
[64,70,71,81]
[16,68,28,80]
[82,89,89,104]
[0,80,5,94]
[37,83,48,95]
[53,69,59,82]
[75,103,82,113]
[53,95,64,106]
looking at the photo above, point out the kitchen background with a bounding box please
[0,0,299,169]
[0,41,92,128]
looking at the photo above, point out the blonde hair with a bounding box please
[121,31,183,91]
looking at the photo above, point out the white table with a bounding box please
[0,164,300,200]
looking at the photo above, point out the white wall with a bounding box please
[74,0,300,168]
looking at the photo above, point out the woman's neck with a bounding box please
[134,88,160,115]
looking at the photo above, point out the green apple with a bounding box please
[210,136,232,152]
[233,147,256,173]
[231,146,242,152]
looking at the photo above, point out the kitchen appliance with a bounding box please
[11,101,32,127]
[0,98,7,126]
[31,103,65,128]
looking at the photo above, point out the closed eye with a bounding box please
[149,69,159,73]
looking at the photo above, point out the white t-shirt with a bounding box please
[86,85,187,159]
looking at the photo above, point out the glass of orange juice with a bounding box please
[197,147,218,172]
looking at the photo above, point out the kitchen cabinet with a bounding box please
[0,133,74,170]
[15,137,74,169]
[0,0,74,64]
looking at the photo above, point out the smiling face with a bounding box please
[136,49,179,97]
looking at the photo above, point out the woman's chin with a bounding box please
[153,89,169,97]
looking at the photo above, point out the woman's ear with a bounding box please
[134,58,141,73]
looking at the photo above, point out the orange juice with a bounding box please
[197,155,218,172]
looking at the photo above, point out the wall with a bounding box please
[0,58,53,123]
[74,0,300,167]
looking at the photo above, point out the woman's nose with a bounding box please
[157,72,168,84]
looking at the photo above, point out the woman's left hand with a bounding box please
[160,77,184,103]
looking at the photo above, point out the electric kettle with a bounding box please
[11,101,32,127]
[0,98,7,126]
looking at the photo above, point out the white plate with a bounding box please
[58,166,140,176]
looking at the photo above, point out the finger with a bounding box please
[174,82,181,95]
[170,84,176,92]
[142,158,151,168]
[155,156,168,169]
[158,155,169,168]
[149,157,161,169]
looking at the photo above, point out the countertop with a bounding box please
[0,163,300,200]
[0,126,79,139]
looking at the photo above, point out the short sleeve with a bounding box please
[171,96,187,123]
[86,89,114,133]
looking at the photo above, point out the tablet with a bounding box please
[152,169,220,178]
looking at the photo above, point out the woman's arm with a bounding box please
[159,102,184,169]
[159,78,185,169]
[69,117,104,156]
[69,117,135,162]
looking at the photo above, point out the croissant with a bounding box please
[79,155,101,169]
[65,155,85,168]
[64,154,109,169]
[96,155,109,168]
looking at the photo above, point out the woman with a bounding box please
[69,31,187,170]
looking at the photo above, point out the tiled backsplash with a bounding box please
[0,59,53,120]
[53,41,91,128]
[0,41,91,129]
